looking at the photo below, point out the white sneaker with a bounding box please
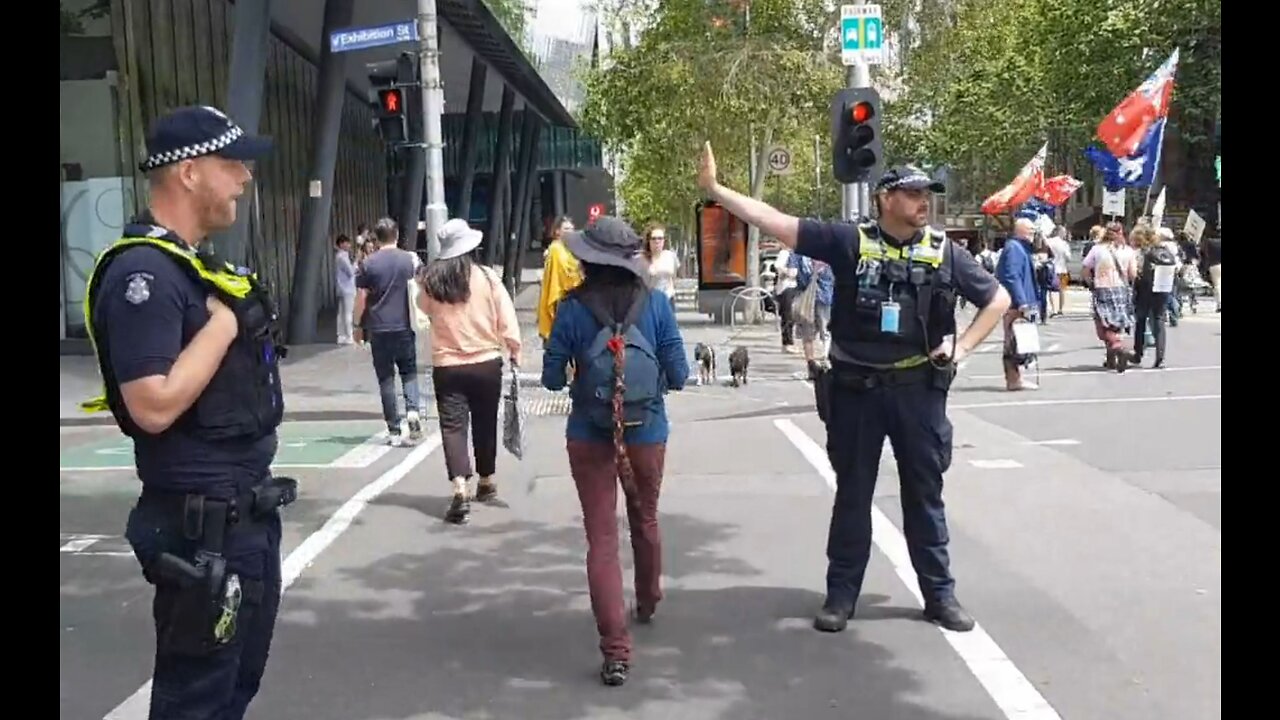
[387,432,405,447]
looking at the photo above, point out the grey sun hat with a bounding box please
[562,216,646,277]
[436,218,484,260]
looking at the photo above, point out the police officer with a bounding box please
[83,105,295,718]
[696,142,1010,633]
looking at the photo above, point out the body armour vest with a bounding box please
[82,226,285,442]
[829,225,956,368]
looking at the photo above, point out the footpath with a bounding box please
[60,281,797,426]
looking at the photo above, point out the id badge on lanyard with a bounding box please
[880,300,901,334]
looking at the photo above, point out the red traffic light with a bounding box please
[850,101,873,124]
[379,88,403,115]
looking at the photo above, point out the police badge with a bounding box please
[125,273,152,305]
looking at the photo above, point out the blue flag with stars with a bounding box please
[1084,118,1165,191]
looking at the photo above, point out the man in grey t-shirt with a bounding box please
[355,218,423,444]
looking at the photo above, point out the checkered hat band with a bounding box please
[882,173,931,189]
[141,125,244,170]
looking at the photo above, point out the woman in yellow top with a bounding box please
[538,215,581,340]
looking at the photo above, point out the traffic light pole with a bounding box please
[417,0,447,260]
[841,0,873,223]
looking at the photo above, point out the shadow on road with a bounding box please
[270,510,994,720]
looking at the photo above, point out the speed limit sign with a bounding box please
[767,146,793,176]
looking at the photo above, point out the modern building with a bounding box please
[59,0,612,350]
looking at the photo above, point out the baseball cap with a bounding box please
[139,105,273,172]
[875,165,946,193]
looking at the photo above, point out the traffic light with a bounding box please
[367,53,418,146]
[830,87,884,185]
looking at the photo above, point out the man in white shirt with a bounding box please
[1046,228,1072,316]
[773,246,799,351]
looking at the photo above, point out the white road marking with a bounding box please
[969,459,1024,469]
[952,394,1220,411]
[773,419,1062,720]
[60,534,107,553]
[329,433,394,468]
[103,433,442,720]
[963,365,1221,382]
[1025,439,1081,446]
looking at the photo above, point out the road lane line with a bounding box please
[103,433,442,720]
[773,419,1061,720]
[952,394,1220,410]
[962,364,1221,381]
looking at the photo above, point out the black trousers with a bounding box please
[126,493,282,720]
[1133,293,1167,364]
[778,287,797,347]
[432,358,503,481]
[823,374,955,608]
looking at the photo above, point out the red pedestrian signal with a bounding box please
[379,89,403,115]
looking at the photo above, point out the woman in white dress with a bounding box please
[643,223,679,313]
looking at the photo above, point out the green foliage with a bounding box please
[886,0,1221,205]
[580,0,856,226]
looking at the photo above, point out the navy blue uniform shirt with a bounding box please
[95,223,277,492]
[796,219,1001,309]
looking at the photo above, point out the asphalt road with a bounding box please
[60,303,1220,720]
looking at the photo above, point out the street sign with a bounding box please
[1103,189,1125,216]
[330,21,419,54]
[1183,209,1206,243]
[767,146,794,176]
[840,4,884,66]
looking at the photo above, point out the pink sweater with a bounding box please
[418,265,522,367]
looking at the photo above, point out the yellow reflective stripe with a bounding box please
[892,354,929,369]
[857,229,943,266]
[79,235,257,413]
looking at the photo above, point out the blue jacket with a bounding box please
[995,238,1038,310]
[791,254,834,307]
[542,288,689,444]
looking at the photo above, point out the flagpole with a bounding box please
[1141,119,1168,219]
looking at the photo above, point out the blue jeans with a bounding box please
[369,329,421,432]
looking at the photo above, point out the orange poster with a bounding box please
[696,201,748,288]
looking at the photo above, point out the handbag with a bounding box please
[502,362,526,460]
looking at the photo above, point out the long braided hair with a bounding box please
[577,262,644,501]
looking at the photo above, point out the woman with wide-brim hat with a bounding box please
[416,218,522,524]
[541,216,690,686]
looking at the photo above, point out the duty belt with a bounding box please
[830,361,933,390]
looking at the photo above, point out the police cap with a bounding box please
[139,105,273,172]
[875,165,945,194]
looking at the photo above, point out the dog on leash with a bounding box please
[693,343,717,386]
[729,346,750,387]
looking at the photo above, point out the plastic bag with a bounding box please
[502,363,525,459]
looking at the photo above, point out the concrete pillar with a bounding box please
[553,169,566,218]
[504,111,540,295]
[456,58,488,223]
[484,86,515,266]
[215,0,273,266]
[286,0,354,345]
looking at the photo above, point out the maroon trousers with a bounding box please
[566,440,666,663]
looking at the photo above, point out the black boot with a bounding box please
[813,600,855,633]
[923,598,975,632]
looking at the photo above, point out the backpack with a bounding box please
[575,288,664,431]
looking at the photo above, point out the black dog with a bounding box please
[729,346,749,387]
[693,343,717,386]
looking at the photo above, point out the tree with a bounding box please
[883,0,1220,218]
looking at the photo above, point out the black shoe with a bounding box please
[600,660,629,686]
[633,602,655,625]
[813,601,855,633]
[444,494,470,524]
[475,480,498,503]
[923,598,975,632]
